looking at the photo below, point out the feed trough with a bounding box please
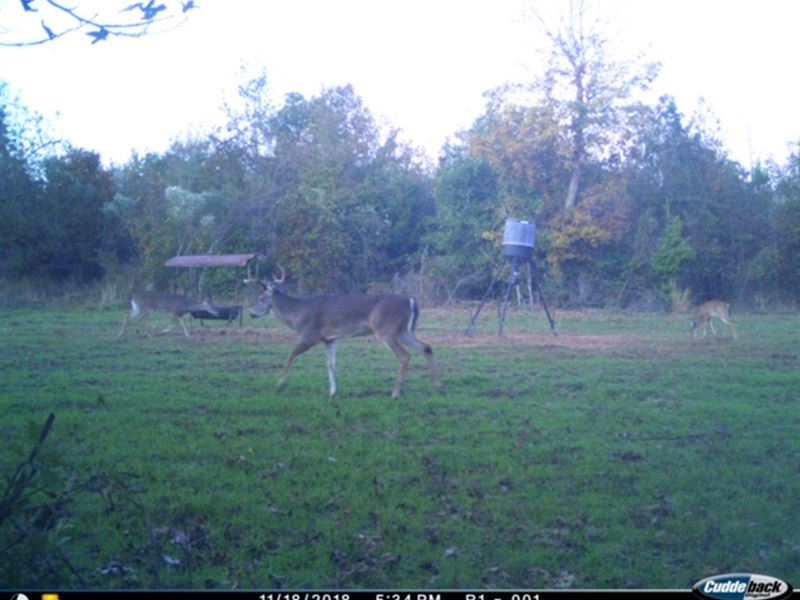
[191,304,242,324]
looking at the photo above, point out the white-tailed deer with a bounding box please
[690,300,737,340]
[248,269,441,398]
[118,290,217,338]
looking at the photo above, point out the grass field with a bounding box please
[1,304,798,589]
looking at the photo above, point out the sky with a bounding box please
[0,0,798,168]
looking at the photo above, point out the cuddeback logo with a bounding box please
[693,573,794,600]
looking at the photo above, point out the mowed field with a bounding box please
[1,305,798,589]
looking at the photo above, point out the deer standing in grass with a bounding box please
[248,269,441,398]
[690,300,738,340]
[118,291,217,338]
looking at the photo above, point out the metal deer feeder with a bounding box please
[466,218,557,337]
[502,217,536,263]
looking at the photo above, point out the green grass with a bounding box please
[1,305,798,589]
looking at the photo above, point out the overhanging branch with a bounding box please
[0,0,196,46]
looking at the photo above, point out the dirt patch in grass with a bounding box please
[184,325,670,354]
[429,331,647,351]
[184,326,295,343]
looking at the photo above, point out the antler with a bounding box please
[273,265,286,284]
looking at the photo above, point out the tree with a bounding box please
[0,82,66,279]
[0,95,42,278]
[426,143,500,301]
[772,148,800,303]
[527,0,659,211]
[0,0,197,46]
[624,96,780,307]
[109,138,249,290]
[219,76,434,292]
[37,149,115,282]
[649,214,695,304]
[460,89,637,304]
[267,86,433,291]
[467,90,566,218]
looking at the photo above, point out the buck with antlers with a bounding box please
[118,290,217,338]
[248,269,442,398]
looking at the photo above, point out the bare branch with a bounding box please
[0,0,196,46]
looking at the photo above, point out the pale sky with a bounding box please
[0,0,798,168]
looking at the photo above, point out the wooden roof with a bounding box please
[164,254,260,268]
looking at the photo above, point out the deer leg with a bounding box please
[325,340,338,397]
[382,337,410,399]
[718,315,737,339]
[160,313,178,335]
[177,315,191,337]
[700,318,709,339]
[118,302,141,338]
[118,312,133,338]
[277,339,317,392]
[118,316,128,338]
[138,310,152,335]
[399,332,442,392]
[708,318,718,337]
[118,313,132,338]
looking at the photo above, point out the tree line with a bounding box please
[1,72,797,309]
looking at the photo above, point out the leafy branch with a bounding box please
[0,0,197,46]
[0,412,55,529]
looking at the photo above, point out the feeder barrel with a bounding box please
[501,218,536,260]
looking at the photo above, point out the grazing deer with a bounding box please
[248,269,441,398]
[118,290,217,338]
[690,300,737,340]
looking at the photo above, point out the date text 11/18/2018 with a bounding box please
[259,594,541,600]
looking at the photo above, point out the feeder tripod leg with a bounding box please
[532,275,558,337]
[498,269,519,337]
[526,261,535,308]
[464,267,502,335]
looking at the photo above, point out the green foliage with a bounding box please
[772,151,800,301]
[425,147,500,299]
[41,149,116,281]
[0,413,130,587]
[1,75,798,308]
[0,84,44,278]
[650,216,695,293]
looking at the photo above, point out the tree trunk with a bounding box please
[565,64,586,211]
[565,166,580,210]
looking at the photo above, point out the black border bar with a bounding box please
[2,590,749,600]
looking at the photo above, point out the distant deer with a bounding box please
[690,300,738,340]
[118,290,217,338]
[248,269,442,398]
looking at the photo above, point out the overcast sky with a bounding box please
[1,0,798,167]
